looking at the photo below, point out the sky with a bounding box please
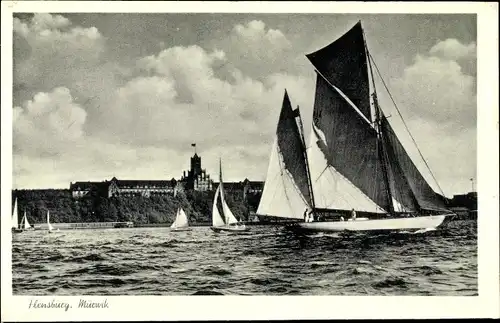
[11,12,477,196]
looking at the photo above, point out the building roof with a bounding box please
[70,181,106,191]
[111,179,177,188]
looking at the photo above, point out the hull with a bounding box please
[294,214,451,233]
[12,228,24,234]
[210,225,249,233]
[171,227,191,232]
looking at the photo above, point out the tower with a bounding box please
[190,153,202,178]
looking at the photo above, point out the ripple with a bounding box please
[11,221,477,295]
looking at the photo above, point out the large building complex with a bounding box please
[69,153,264,199]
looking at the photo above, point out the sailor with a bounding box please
[351,208,357,220]
[307,208,315,222]
[303,208,308,222]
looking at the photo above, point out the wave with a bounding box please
[203,266,232,276]
[70,253,109,263]
[372,277,411,289]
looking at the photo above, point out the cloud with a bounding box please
[386,38,476,195]
[13,87,87,158]
[212,20,293,79]
[13,13,118,112]
[94,45,311,151]
[429,38,476,61]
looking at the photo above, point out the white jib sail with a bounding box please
[12,198,19,229]
[257,139,310,219]
[212,186,225,227]
[24,214,32,229]
[47,210,54,231]
[307,126,387,213]
[220,186,239,225]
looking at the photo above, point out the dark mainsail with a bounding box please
[277,91,313,208]
[312,73,389,211]
[381,118,448,211]
[306,22,371,121]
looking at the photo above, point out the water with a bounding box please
[12,220,477,295]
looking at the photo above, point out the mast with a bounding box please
[219,158,228,225]
[295,105,316,212]
[363,26,395,215]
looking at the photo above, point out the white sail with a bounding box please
[171,207,189,228]
[47,210,54,231]
[220,185,239,225]
[212,186,225,227]
[257,139,310,219]
[307,125,387,213]
[12,198,19,229]
[24,214,32,229]
[21,211,32,229]
[170,208,180,228]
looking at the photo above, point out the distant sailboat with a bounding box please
[171,183,191,231]
[211,159,249,232]
[258,21,455,232]
[20,210,34,231]
[46,210,59,233]
[171,207,191,231]
[11,198,23,234]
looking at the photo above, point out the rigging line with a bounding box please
[313,70,376,131]
[368,51,446,198]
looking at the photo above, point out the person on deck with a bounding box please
[307,208,315,222]
[351,208,357,220]
[303,208,308,222]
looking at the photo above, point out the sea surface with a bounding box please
[12,220,477,295]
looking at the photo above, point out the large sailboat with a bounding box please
[11,198,23,234]
[211,159,249,232]
[257,22,455,232]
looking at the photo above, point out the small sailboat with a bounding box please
[211,159,249,233]
[11,198,23,234]
[170,207,191,232]
[20,210,34,231]
[46,210,59,233]
[257,21,455,233]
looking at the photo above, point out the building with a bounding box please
[69,153,264,199]
[70,177,177,198]
[212,178,264,200]
[179,153,213,191]
[449,192,477,210]
[107,177,177,197]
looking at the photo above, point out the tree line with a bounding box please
[12,189,260,225]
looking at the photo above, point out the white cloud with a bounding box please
[14,13,110,109]
[429,38,476,61]
[386,38,476,195]
[13,87,87,158]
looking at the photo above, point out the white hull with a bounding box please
[171,227,191,232]
[295,214,451,232]
[211,225,249,232]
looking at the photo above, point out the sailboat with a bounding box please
[211,159,249,232]
[257,21,455,233]
[46,210,59,233]
[11,198,23,234]
[19,210,34,231]
[170,207,191,231]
